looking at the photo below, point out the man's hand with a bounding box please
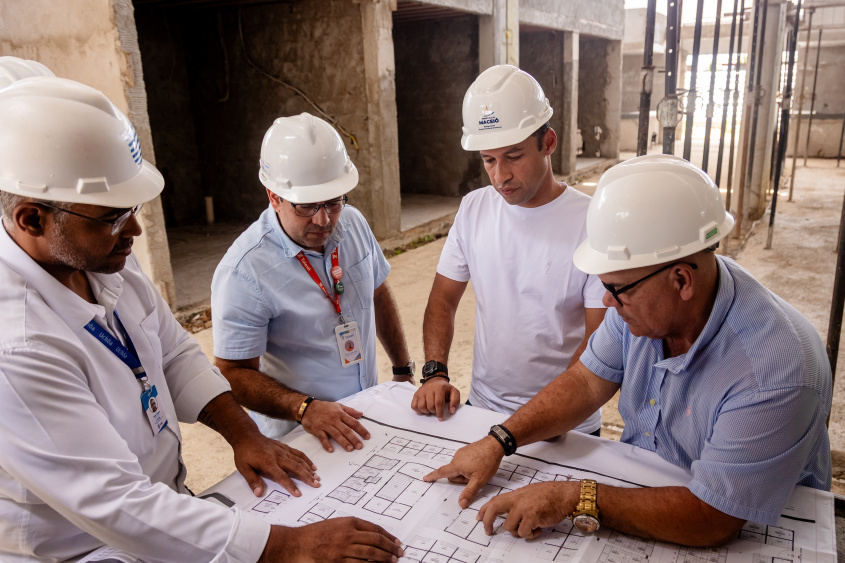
[231,433,319,498]
[301,401,371,453]
[477,481,576,539]
[260,518,404,563]
[411,377,461,420]
[424,436,503,508]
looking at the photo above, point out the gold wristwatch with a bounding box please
[571,479,600,533]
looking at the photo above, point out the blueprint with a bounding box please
[202,383,837,563]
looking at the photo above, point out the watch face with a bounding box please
[408,360,416,375]
[573,514,600,534]
[422,360,442,378]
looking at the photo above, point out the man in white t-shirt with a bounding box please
[411,65,606,435]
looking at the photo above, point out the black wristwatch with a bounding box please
[392,360,416,377]
[421,360,449,383]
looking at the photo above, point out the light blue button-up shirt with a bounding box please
[212,205,389,439]
[580,256,831,525]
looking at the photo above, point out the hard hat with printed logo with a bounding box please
[0,56,55,90]
[0,77,163,208]
[461,64,553,151]
[573,154,735,275]
[259,112,358,204]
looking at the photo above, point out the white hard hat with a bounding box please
[259,113,358,204]
[0,77,164,208]
[461,65,553,151]
[573,154,735,275]
[0,56,55,90]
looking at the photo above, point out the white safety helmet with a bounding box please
[0,77,164,208]
[573,154,735,275]
[0,56,55,90]
[259,112,358,204]
[461,64,553,151]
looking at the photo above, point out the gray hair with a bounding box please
[0,191,73,231]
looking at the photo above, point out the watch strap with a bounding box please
[421,373,450,385]
[488,424,518,456]
[573,479,600,518]
[392,363,414,376]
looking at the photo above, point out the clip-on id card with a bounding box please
[335,321,363,367]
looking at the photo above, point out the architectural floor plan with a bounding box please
[200,383,836,563]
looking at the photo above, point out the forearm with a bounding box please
[423,298,456,364]
[504,362,618,446]
[216,362,306,421]
[374,282,411,367]
[198,391,265,445]
[599,485,745,546]
[566,335,591,370]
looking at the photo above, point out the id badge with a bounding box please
[335,321,364,367]
[141,384,168,436]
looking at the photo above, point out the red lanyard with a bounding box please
[296,247,342,315]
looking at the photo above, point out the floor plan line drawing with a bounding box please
[381,436,457,465]
[740,522,796,550]
[401,535,485,563]
[536,520,588,562]
[297,501,352,525]
[362,416,649,488]
[250,490,290,515]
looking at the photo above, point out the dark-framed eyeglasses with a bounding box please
[289,196,348,218]
[39,203,144,236]
[602,261,698,306]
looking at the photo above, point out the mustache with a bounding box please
[112,239,133,253]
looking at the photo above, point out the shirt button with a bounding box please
[645,432,651,437]
[649,399,656,405]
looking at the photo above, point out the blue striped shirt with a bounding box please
[580,256,831,524]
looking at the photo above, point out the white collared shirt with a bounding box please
[0,225,270,562]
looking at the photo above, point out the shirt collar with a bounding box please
[0,223,125,330]
[656,255,735,373]
[265,204,348,258]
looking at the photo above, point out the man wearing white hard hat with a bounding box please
[423,154,831,546]
[412,65,606,434]
[0,77,403,562]
[212,113,412,451]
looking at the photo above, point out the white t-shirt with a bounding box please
[437,185,606,433]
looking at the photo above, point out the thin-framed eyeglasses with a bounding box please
[602,261,698,306]
[289,196,348,218]
[39,203,144,236]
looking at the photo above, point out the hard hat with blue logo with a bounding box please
[259,113,358,204]
[573,154,735,275]
[0,77,164,208]
[461,65,553,151]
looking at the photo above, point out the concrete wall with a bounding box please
[520,29,565,173]
[520,0,625,40]
[0,0,177,307]
[394,15,483,197]
[578,36,623,159]
[135,0,401,235]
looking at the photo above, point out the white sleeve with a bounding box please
[435,200,471,282]
[0,345,270,563]
[582,273,608,309]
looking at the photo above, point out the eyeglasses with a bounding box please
[602,261,698,306]
[39,203,143,236]
[289,196,348,218]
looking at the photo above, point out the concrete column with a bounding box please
[359,0,401,239]
[478,0,519,71]
[0,0,177,308]
[560,30,579,176]
[745,0,787,221]
[114,0,176,308]
[602,39,623,159]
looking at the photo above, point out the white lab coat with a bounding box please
[0,226,269,562]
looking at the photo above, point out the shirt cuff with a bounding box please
[225,507,272,562]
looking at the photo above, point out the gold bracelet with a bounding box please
[296,397,315,423]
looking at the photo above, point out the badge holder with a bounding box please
[335,320,363,367]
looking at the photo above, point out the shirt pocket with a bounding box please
[347,253,375,310]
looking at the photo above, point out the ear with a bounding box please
[543,128,558,156]
[266,189,283,212]
[12,202,49,237]
[673,263,697,302]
